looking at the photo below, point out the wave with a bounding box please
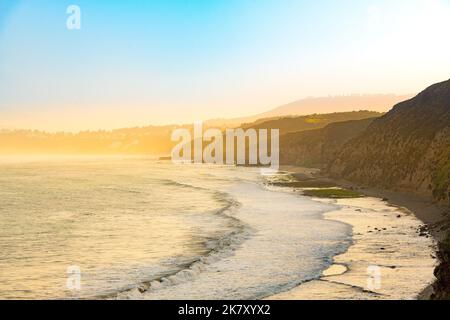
[101,186,143,194]
[101,176,225,195]
[157,178,219,192]
[110,180,252,300]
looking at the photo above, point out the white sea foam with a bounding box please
[128,174,352,300]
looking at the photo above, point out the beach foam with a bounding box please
[268,196,437,300]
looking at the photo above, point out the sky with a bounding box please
[0,0,449,131]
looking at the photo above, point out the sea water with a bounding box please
[0,157,433,299]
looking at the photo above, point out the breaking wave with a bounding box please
[113,181,253,299]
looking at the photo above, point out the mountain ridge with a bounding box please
[204,94,412,128]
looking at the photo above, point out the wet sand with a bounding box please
[268,196,437,300]
[269,166,440,300]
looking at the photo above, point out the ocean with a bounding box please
[0,157,434,299]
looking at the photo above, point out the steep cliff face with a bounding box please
[280,118,376,167]
[327,79,450,205]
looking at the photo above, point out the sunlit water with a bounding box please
[0,157,434,299]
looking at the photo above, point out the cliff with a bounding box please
[280,118,376,167]
[326,79,450,205]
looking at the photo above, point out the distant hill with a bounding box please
[228,111,381,166]
[0,111,383,156]
[206,94,411,128]
[0,92,409,155]
[0,125,183,155]
[280,117,377,167]
[242,110,381,135]
[327,79,450,204]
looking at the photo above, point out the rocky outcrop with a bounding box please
[433,233,450,299]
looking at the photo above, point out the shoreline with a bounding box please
[337,183,449,300]
[325,177,449,300]
[122,174,352,300]
[268,166,441,300]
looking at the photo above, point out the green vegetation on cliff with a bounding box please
[302,188,364,199]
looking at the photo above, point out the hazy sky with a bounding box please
[1,0,449,131]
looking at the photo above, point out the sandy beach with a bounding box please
[267,166,442,300]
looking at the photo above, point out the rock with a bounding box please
[137,283,150,293]
[432,235,450,299]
